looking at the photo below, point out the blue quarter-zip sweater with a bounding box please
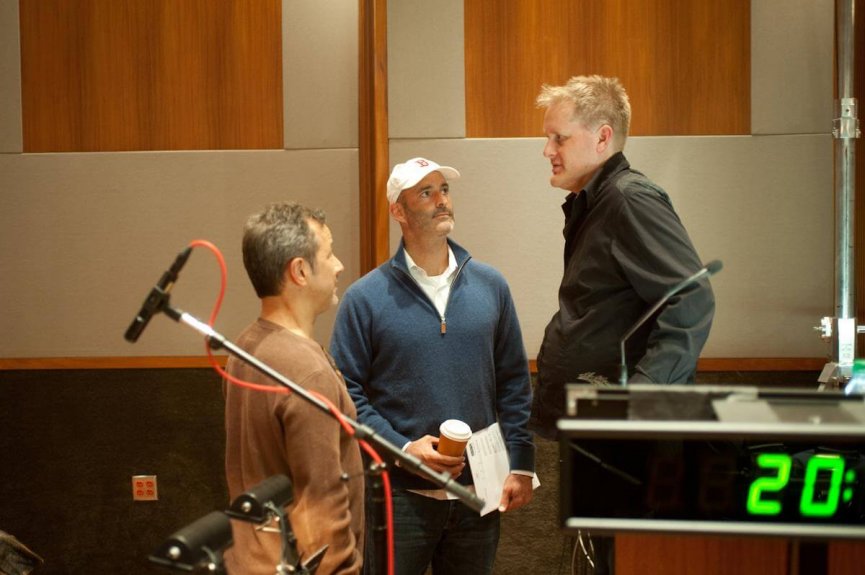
[330,239,535,490]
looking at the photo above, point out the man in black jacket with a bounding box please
[531,74,716,575]
[531,75,716,439]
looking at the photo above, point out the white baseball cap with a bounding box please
[386,157,461,204]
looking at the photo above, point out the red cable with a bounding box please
[187,239,395,575]
[315,392,395,575]
[188,239,290,394]
[188,239,225,327]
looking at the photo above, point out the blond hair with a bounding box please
[537,75,631,150]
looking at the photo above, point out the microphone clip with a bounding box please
[140,284,173,321]
[124,247,192,343]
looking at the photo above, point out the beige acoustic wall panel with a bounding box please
[282,0,358,149]
[751,0,833,135]
[387,0,465,139]
[390,136,833,359]
[0,150,359,357]
[0,0,22,153]
[387,0,837,361]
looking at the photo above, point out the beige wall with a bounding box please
[0,0,21,153]
[0,0,359,357]
[283,0,358,149]
[388,0,465,139]
[751,0,834,135]
[0,0,838,360]
[0,150,359,357]
[388,0,836,359]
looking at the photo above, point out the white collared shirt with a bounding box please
[403,246,458,318]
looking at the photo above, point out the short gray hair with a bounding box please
[242,202,326,298]
[537,75,631,149]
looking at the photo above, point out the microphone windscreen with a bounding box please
[705,260,723,275]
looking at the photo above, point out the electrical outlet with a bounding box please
[132,475,158,501]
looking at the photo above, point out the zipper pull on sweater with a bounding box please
[440,318,447,334]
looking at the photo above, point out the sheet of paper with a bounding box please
[466,422,540,516]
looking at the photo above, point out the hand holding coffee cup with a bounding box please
[437,419,472,457]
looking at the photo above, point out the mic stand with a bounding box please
[202,548,228,575]
[618,295,674,387]
[366,461,388,575]
[159,301,485,516]
[263,501,326,575]
[618,261,722,386]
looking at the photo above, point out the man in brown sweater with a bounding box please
[223,202,364,574]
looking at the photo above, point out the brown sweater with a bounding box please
[223,319,364,575]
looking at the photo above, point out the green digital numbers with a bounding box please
[747,453,792,515]
[800,455,844,517]
[747,452,853,518]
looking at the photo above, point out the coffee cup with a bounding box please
[437,419,472,457]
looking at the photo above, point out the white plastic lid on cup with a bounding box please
[439,419,472,441]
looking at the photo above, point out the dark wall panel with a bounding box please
[3,368,852,574]
[0,369,227,573]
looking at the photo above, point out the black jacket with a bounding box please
[532,152,715,438]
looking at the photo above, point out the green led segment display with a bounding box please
[563,434,865,528]
[747,453,858,518]
[747,454,791,515]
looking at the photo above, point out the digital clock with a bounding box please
[747,451,861,519]
[558,420,865,538]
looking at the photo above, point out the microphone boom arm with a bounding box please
[618,261,722,386]
[167,305,486,513]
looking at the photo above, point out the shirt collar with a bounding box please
[404,246,458,280]
[581,151,630,208]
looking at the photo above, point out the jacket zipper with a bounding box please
[440,257,470,334]
[396,256,471,335]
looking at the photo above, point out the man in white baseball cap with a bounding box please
[386,157,461,204]
[331,157,536,574]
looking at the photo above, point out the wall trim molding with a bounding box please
[0,356,227,370]
[0,356,825,372]
[526,358,825,374]
[696,357,826,372]
[358,0,390,273]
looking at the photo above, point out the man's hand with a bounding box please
[498,473,533,512]
[405,435,465,478]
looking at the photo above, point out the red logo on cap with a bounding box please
[415,159,429,167]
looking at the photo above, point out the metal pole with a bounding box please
[820,0,860,386]
[835,0,859,362]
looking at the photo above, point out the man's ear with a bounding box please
[596,124,614,153]
[287,257,306,285]
[389,201,405,224]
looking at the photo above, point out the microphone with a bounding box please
[618,259,722,385]
[124,247,192,343]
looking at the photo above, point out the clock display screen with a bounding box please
[562,435,865,528]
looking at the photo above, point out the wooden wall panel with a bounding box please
[359,0,391,273]
[829,541,865,575]
[617,534,788,575]
[20,0,283,152]
[465,0,750,138]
